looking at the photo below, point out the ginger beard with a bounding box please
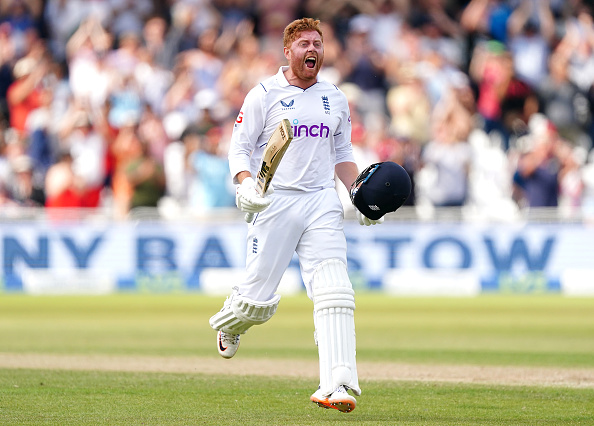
[284,30,324,85]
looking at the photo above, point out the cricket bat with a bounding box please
[245,118,293,222]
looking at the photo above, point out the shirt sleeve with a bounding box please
[333,92,355,165]
[228,86,266,184]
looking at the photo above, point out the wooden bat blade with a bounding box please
[254,118,293,195]
[245,119,293,223]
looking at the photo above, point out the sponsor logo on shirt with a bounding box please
[291,119,330,138]
[280,99,295,110]
[235,111,244,124]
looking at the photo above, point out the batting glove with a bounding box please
[355,209,385,226]
[235,177,272,214]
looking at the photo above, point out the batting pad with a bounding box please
[312,259,361,396]
[209,287,281,334]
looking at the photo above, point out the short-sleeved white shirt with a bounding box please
[228,66,355,191]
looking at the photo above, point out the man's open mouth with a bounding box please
[305,56,316,69]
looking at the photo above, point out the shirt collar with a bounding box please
[277,66,291,87]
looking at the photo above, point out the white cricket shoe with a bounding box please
[310,385,356,413]
[217,330,240,358]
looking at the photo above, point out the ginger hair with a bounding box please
[283,18,323,48]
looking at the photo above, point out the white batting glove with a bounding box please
[355,209,384,226]
[235,177,272,214]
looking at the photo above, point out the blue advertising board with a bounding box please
[1,221,592,294]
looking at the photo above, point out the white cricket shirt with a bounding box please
[228,66,355,191]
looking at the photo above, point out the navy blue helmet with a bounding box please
[350,162,411,220]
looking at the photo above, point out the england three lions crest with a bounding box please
[321,96,330,114]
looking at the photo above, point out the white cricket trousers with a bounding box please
[239,187,347,302]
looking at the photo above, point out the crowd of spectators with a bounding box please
[1,0,594,220]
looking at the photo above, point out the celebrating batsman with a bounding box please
[209,17,383,413]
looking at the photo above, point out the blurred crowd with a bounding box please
[2,0,594,220]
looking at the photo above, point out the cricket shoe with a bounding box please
[217,330,240,359]
[310,385,356,413]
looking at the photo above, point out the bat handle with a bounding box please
[245,212,254,223]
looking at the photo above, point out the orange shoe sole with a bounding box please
[310,395,356,413]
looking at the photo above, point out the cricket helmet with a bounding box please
[350,162,411,220]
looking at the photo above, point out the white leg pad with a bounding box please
[312,259,361,396]
[209,287,281,334]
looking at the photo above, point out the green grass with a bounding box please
[1,294,593,367]
[1,293,594,425]
[1,371,593,425]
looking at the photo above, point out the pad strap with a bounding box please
[209,287,281,334]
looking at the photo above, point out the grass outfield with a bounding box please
[2,371,593,425]
[0,293,593,424]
